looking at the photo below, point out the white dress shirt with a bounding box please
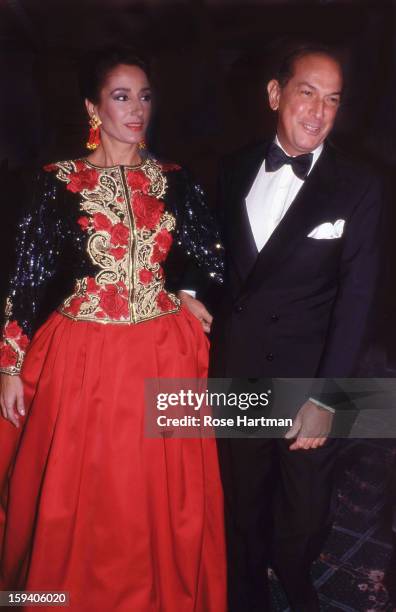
[246,136,323,251]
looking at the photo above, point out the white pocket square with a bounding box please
[307,219,345,239]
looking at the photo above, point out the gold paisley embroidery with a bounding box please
[134,211,177,319]
[50,158,180,324]
[144,159,167,199]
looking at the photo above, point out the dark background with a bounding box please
[1,0,396,366]
[1,0,396,186]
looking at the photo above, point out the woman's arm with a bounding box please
[0,167,64,423]
[167,167,224,331]
[174,169,224,290]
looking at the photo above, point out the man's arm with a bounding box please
[287,172,385,450]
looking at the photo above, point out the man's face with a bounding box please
[267,53,343,156]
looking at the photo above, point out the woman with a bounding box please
[0,47,226,611]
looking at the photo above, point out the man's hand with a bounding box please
[285,400,334,451]
[0,373,25,428]
[178,291,213,333]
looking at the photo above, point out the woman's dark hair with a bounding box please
[78,46,150,104]
[276,43,343,89]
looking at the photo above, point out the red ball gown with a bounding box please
[0,158,226,611]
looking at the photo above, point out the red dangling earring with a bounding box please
[86,115,102,150]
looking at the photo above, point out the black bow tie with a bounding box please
[266,142,313,180]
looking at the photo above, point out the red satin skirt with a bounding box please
[0,308,226,611]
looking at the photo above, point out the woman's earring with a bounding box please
[86,115,102,151]
[138,140,146,151]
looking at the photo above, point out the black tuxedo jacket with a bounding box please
[210,140,385,384]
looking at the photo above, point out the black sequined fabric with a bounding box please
[3,168,98,341]
[165,167,224,287]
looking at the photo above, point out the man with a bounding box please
[181,44,384,611]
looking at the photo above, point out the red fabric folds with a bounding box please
[0,308,226,611]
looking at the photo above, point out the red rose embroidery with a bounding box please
[43,163,58,172]
[151,244,166,264]
[86,277,100,293]
[99,283,129,319]
[110,223,129,246]
[67,168,99,193]
[133,194,164,230]
[127,170,150,194]
[2,320,30,356]
[160,162,181,172]
[109,246,126,261]
[0,343,17,368]
[155,229,173,253]
[78,216,90,231]
[157,291,175,312]
[5,320,23,339]
[93,213,112,232]
[65,296,87,316]
[17,334,29,351]
[74,160,86,172]
[139,269,153,284]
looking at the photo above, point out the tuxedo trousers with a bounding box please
[217,437,339,612]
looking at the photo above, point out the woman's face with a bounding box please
[88,63,152,146]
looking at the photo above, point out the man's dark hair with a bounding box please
[78,46,150,104]
[276,44,343,88]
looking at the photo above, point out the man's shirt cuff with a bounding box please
[309,397,336,414]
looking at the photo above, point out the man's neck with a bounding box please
[275,134,324,170]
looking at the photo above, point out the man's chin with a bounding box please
[293,136,325,154]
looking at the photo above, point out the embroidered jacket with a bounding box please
[0,157,223,375]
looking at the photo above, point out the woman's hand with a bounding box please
[0,373,25,427]
[178,291,213,333]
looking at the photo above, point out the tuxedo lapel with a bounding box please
[227,142,270,286]
[240,143,341,295]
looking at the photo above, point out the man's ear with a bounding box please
[267,79,281,111]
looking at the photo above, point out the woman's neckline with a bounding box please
[80,157,147,170]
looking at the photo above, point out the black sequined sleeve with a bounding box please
[166,167,224,291]
[0,168,65,375]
